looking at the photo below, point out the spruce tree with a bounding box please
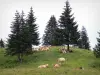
[6,11,33,62]
[42,15,58,45]
[59,0,79,51]
[78,26,90,50]
[26,7,39,50]
[0,39,5,48]
[19,11,32,57]
[6,11,22,62]
[94,31,100,58]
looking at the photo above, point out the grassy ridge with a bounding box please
[0,47,100,75]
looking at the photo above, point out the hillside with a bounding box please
[0,47,100,75]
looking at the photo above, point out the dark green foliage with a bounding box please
[54,28,65,45]
[59,0,80,50]
[43,15,58,45]
[94,32,100,58]
[6,11,22,62]
[6,7,39,62]
[26,7,39,50]
[19,11,33,55]
[0,39,5,48]
[78,26,90,50]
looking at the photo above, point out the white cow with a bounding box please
[58,57,66,63]
[32,45,40,52]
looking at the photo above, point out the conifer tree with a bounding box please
[6,8,39,62]
[26,7,39,50]
[6,11,22,62]
[43,15,58,45]
[78,26,90,50]
[59,0,79,51]
[94,31,100,58]
[19,11,32,58]
[6,11,33,62]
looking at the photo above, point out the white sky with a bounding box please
[0,0,100,49]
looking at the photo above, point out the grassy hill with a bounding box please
[0,47,100,75]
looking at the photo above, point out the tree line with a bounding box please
[2,0,97,62]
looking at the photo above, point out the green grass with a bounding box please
[0,47,100,75]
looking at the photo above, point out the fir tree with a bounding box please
[59,0,79,51]
[42,15,58,45]
[94,31,100,58]
[6,7,39,62]
[6,11,33,62]
[26,7,39,50]
[78,26,90,50]
[0,39,5,48]
[6,11,22,62]
[19,11,32,58]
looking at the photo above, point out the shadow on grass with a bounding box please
[0,53,40,69]
[89,58,100,69]
[0,51,52,69]
[0,59,20,68]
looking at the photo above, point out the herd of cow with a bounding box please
[32,45,83,70]
[32,45,51,52]
[32,45,73,53]
[32,45,67,68]
[38,57,66,68]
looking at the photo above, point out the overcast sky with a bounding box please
[0,0,100,49]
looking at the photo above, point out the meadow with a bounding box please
[0,47,100,75]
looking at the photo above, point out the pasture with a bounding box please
[0,47,100,75]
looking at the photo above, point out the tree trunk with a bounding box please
[18,54,21,62]
[20,54,23,63]
[67,44,69,51]
[18,53,22,63]
[67,33,70,51]
[29,44,32,51]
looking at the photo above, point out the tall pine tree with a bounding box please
[42,15,58,45]
[0,39,5,48]
[6,11,32,62]
[6,11,22,62]
[19,11,32,58]
[26,7,39,50]
[59,0,79,51]
[94,31,100,58]
[78,26,90,50]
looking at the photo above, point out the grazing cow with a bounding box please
[54,64,60,68]
[32,45,40,52]
[38,64,49,68]
[59,48,66,53]
[39,46,50,51]
[58,57,66,64]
